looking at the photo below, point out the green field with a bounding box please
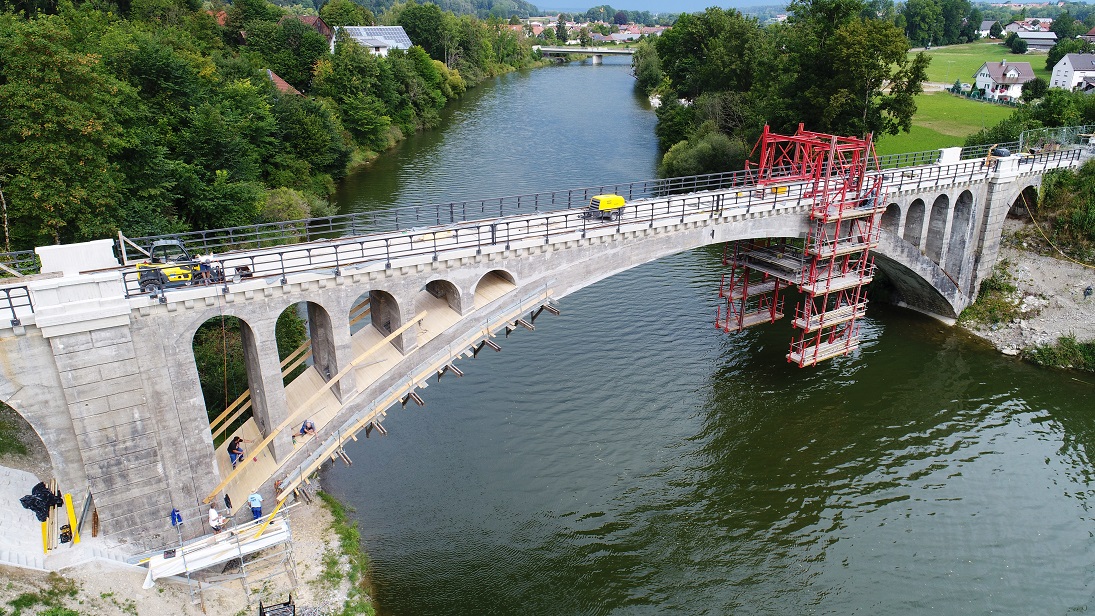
[910,39,1052,84]
[874,91,1015,155]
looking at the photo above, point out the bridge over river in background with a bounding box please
[0,131,1088,568]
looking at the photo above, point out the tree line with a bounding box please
[631,0,929,178]
[0,0,542,251]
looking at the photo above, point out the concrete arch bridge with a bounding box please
[0,140,1083,556]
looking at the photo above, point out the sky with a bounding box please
[542,1,774,13]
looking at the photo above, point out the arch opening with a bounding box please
[945,190,974,275]
[0,400,48,474]
[925,194,950,264]
[474,270,517,309]
[415,279,463,347]
[193,315,261,448]
[903,199,926,248]
[872,253,959,320]
[1009,185,1038,218]
[347,289,407,393]
[881,203,901,235]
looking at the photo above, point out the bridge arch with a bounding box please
[421,279,462,314]
[926,194,950,263]
[192,314,263,439]
[1010,185,1039,216]
[474,270,517,308]
[881,203,901,235]
[904,198,926,249]
[873,246,961,320]
[945,190,974,275]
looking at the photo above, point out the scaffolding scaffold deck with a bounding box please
[715,124,884,367]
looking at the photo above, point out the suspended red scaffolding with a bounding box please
[715,124,885,367]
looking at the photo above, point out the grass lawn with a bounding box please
[910,39,1052,84]
[875,91,1015,155]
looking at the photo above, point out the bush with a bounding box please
[958,260,1019,325]
[1026,334,1095,372]
[659,127,749,177]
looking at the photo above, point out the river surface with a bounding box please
[327,58,1095,615]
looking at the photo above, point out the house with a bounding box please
[266,69,301,96]
[1050,53,1095,89]
[979,20,998,38]
[1015,30,1057,50]
[280,15,334,46]
[974,59,1036,101]
[336,26,413,56]
[1083,25,1095,43]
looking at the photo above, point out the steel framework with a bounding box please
[716,124,884,367]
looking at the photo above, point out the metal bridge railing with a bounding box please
[114,169,762,262]
[0,132,1088,291]
[0,285,33,326]
[115,146,1084,300]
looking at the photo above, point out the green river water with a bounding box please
[325,57,1095,615]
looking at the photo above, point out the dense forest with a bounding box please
[631,0,930,177]
[0,0,542,251]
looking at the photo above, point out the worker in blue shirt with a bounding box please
[248,492,263,520]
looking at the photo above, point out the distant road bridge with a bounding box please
[536,45,635,64]
[0,137,1086,564]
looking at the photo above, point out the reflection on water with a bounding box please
[326,59,1095,615]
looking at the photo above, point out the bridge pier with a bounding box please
[241,318,294,462]
[971,157,1033,299]
[592,54,602,65]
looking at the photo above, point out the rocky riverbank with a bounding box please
[959,218,1095,356]
[0,477,365,616]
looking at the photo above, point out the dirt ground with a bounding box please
[0,486,355,616]
[962,218,1095,354]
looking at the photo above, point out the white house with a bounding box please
[1051,53,1095,90]
[974,59,1036,101]
[335,26,413,56]
[979,20,998,38]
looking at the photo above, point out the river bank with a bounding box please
[0,471,367,616]
[960,217,1095,358]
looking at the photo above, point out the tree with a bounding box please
[823,18,930,136]
[320,0,375,26]
[0,13,133,247]
[556,19,567,41]
[398,1,445,61]
[1011,38,1028,54]
[1021,77,1048,101]
[901,0,942,46]
[654,8,760,99]
[614,10,627,25]
[631,38,663,93]
[990,21,1002,38]
[508,14,519,25]
[578,26,591,47]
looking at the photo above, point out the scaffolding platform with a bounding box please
[139,511,298,607]
[717,308,785,331]
[789,338,860,367]
[793,302,867,332]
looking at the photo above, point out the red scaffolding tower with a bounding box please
[715,124,884,367]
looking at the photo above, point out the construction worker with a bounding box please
[248,492,263,520]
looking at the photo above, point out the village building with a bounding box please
[1050,53,1095,90]
[1014,30,1058,50]
[974,59,1036,101]
[335,25,413,56]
